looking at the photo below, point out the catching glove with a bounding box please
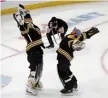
[86,27,99,39]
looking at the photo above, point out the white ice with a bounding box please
[1,2,108,98]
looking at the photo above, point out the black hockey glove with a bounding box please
[86,27,99,39]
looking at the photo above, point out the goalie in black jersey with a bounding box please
[13,4,45,95]
[56,27,99,95]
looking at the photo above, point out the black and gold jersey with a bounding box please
[56,32,87,62]
[57,26,99,62]
[19,22,44,52]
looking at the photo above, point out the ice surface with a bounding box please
[1,2,108,98]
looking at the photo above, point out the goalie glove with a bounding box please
[18,4,30,17]
[72,41,85,51]
[86,27,99,39]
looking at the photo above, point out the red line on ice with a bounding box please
[101,48,108,75]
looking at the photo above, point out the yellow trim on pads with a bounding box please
[1,1,91,15]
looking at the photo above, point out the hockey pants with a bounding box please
[27,47,43,82]
[57,61,77,90]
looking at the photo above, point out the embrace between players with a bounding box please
[13,4,99,95]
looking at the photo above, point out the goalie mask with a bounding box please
[71,27,81,37]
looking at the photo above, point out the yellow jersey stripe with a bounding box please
[26,39,42,51]
[57,48,72,61]
[27,39,41,46]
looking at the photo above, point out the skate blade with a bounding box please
[33,88,43,91]
[26,90,38,96]
[73,88,78,91]
[61,93,73,96]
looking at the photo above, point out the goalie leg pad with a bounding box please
[35,63,43,83]
[27,62,43,88]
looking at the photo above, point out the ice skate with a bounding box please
[73,82,78,91]
[26,84,37,95]
[26,72,39,95]
[26,81,43,95]
[34,81,43,90]
[60,88,73,96]
[26,79,38,95]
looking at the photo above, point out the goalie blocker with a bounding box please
[56,27,99,95]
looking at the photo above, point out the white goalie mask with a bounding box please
[71,27,81,37]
